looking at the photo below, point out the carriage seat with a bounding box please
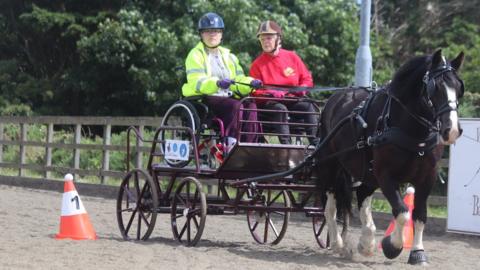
[252,96,321,145]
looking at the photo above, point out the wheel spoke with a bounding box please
[137,210,142,239]
[179,221,188,240]
[267,192,283,207]
[251,220,259,231]
[188,208,201,216]
[125,187,136,205]
[263,213,269,243]
[134,172,140,195]
[139,211,151,227]
[192,216,200,229]
[268,218,280,237]
[138,181,149,201]
[175,193,186,206]
[187,217,191,243]
[125,207,138,234]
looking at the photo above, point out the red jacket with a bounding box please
[249,49,313,99]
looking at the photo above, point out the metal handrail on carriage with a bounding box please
[230,109,368,187]
[237,95,322,143]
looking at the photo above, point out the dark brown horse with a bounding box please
[315,49,464,265]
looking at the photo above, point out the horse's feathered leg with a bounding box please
[408,182,431,265]
[356,185,377,257]
[325,192,344,251]
[378,181,408,259]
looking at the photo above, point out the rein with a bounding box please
[386,91,439,132]
[233,81,358,94]
[260,83,356,93]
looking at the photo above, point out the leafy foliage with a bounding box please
[0,0,479,118]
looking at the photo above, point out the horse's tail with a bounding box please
[334,169,353,219]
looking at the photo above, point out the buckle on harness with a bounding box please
[356,140,366,149]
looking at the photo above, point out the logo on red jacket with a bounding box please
[283,67,295,77]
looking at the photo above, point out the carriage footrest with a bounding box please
[305,207,325,218]
[207,208,224,215]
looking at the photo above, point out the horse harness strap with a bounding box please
[349,86,440,161]
[369,127,439,154]
[362,90,440,156]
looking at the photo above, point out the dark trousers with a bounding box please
[204,96,259,142]
[260,100,318,144]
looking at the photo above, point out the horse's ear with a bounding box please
[431,49,444,69]
[451,51,465,71]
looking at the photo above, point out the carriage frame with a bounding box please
[116,94,359,247]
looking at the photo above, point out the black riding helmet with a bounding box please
[198,12,225,49]
[198,12,225,32]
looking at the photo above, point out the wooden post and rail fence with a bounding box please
[0,116,448,207]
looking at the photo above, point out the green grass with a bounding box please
[372,198,447,218]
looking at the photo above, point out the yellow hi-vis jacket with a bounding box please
[182,42,254,98]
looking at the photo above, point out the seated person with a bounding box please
[182,12,262,150]
[250,20,318,145]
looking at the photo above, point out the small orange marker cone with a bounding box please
[380,187,415,249]
[56,174,97,240]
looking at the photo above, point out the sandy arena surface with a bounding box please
[1,184,479,270]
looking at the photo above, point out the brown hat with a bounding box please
[256,20,282,37]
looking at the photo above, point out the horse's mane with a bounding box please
[389,55,431,96]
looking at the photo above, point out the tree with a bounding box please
[2,0,478,117]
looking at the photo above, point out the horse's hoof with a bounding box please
[357,242,375,257]
[340,246,354,260]
[381,235,403,259]
[408,249,428,265]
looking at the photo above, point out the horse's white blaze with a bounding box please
[412,220,425,250]
[358,195,376,256]
[391,212,410,249]
[444,83,460,144]
[325,192,343,249]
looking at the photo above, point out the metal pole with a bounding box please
[354,0,373,87]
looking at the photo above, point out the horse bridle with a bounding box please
[423,65,464,119]
[385,64,464,133]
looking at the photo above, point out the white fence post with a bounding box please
[101,124,111,184]
[0,123,3,163]
[74,124,81,180]
[19,123,27,177]
[45,123,54,179]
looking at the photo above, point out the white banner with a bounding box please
[447,118,480,235]
[164,140,190,161]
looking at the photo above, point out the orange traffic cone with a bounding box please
[380,187,415,249]
[56,174,97,240]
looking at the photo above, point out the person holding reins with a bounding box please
[250,20,318,144]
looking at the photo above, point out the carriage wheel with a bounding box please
[246,189,290,245]
[160,100,200,168]
[116,169,159,241]
[312,203,349,249]
[171,177,207,246]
